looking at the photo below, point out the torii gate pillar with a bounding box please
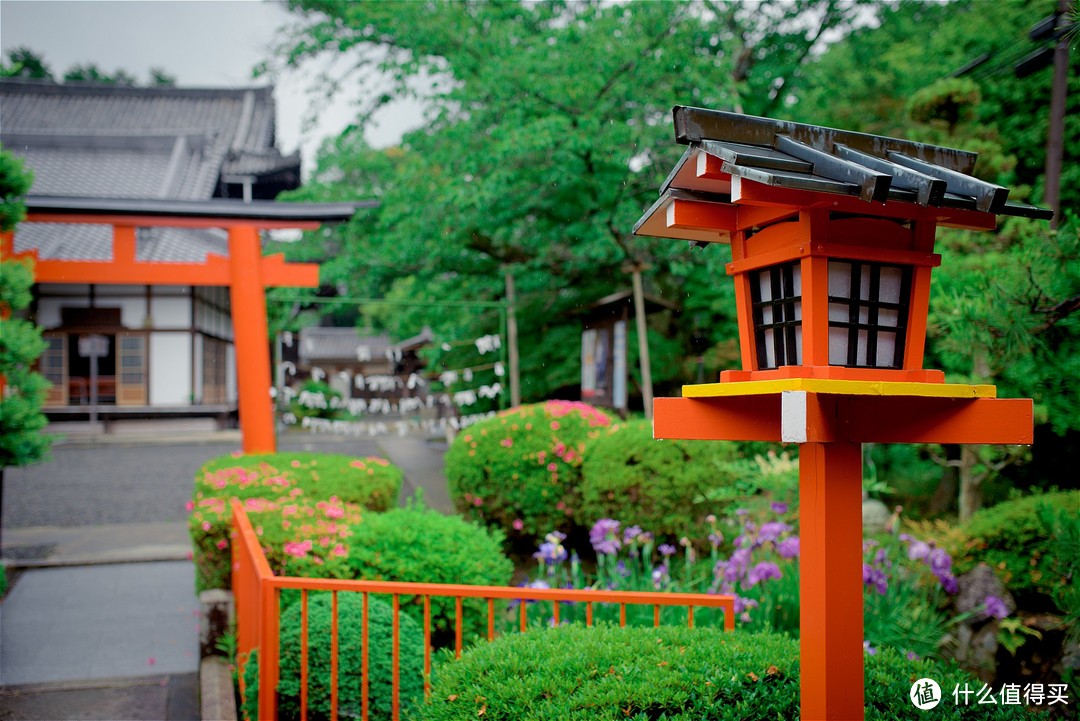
[228,225,276,453]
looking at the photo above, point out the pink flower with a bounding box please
[202,521,211,532]
[547,463,558,473]
[216,539,228,550]
[283,541,308,558]
[472,496,484,507]
[185,501,195,512]
[325,506,344,520]
[291,460,301,468]
[331,544,348,558]
[500,438,513,448]
[550,421,560,430]
[512,519,525,531]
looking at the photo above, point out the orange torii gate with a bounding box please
[2,196,368,454]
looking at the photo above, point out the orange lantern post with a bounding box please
[634,107,1052,721]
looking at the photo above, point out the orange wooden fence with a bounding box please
[231,500,737,721]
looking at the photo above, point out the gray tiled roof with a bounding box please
[0,79,301,263]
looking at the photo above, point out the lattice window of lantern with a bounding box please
[827,260,912,369]
[750,261,803,370]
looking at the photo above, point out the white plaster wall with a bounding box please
[149,296,192,330]
[149,332,192,406]
[95,296,147,329]
[226,342,238,403]
[193,334,204,403]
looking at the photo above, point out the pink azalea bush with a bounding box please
[189,452,402,591]
[445,400,615,540]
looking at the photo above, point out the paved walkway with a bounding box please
[0,421,451,720]
[1,563,200,684]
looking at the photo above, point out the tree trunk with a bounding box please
[957,445,984,523]
[929,444,961,515]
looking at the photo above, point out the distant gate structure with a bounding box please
[2,197,364,453]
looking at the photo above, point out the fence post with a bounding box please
[259,580,281,721]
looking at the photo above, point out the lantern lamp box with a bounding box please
[635,106,1050,721]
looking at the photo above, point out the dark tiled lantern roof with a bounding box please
[635,106,1051,243]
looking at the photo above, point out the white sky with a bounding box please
[0,0,426,176]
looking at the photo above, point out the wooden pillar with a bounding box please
[228,225,276,454]
[799,441,865,721]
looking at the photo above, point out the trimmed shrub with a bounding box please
[189,452,401,592]
[192,495,365,592]
[343,505,513,647]
[412,625,1031,721]
[195,452,401,511]
[445,400,614,540]
[579,419,740,540]
[242,592,425,721]
[951,491,1079,603]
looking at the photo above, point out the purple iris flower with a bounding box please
[873,548,891,568]
[746,561,782,587]
[776,536,800,559]
[983,595,1008,619]
[939,573,959,594]
[589,518,621,555]
[708,531,724,548]
[758,521,791,543]
[622,525,643,544]
[771,502,789,514]
[862,563,888,595]
[733,596,758,614]
[533,541,567,565]
[907,540,931,561]
[658,543,677,557]
[652,562,670,589]
[927,547,952,576]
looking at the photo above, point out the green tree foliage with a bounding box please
[796,0,1079,513]
[63,63,138,86]
[1,47,53,80]
[1,47,178,87]
[0,148,51,472]
[272,0,872,402]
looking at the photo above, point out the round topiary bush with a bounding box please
[951,490,1080,605]
[242,592,425,721]
[445,400,614,540]
[343,505,513,648]
[189,452,402,591]
[579,419,740,540]
[413,625,1032,721]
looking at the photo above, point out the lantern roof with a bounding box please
[635,106,1052,243]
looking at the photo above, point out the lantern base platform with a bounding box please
[655,389,1031,445]
[684,378,996,399]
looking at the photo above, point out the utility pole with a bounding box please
[1045,0,1072,229]
[504,266,521,407]
[628,263,654,420]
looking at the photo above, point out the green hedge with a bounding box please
[189,452,402,591]
[243,592,425,721]
[579,419,739,540]
[412,625,1031,721]
[952,490,1080,603]
[445,401,614,540]
[342,506,513,647]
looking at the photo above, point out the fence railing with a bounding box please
[231,499,737,721]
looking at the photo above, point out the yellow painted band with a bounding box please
[682,379,997,399]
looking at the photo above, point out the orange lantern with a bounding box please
[634,107,1051,721]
